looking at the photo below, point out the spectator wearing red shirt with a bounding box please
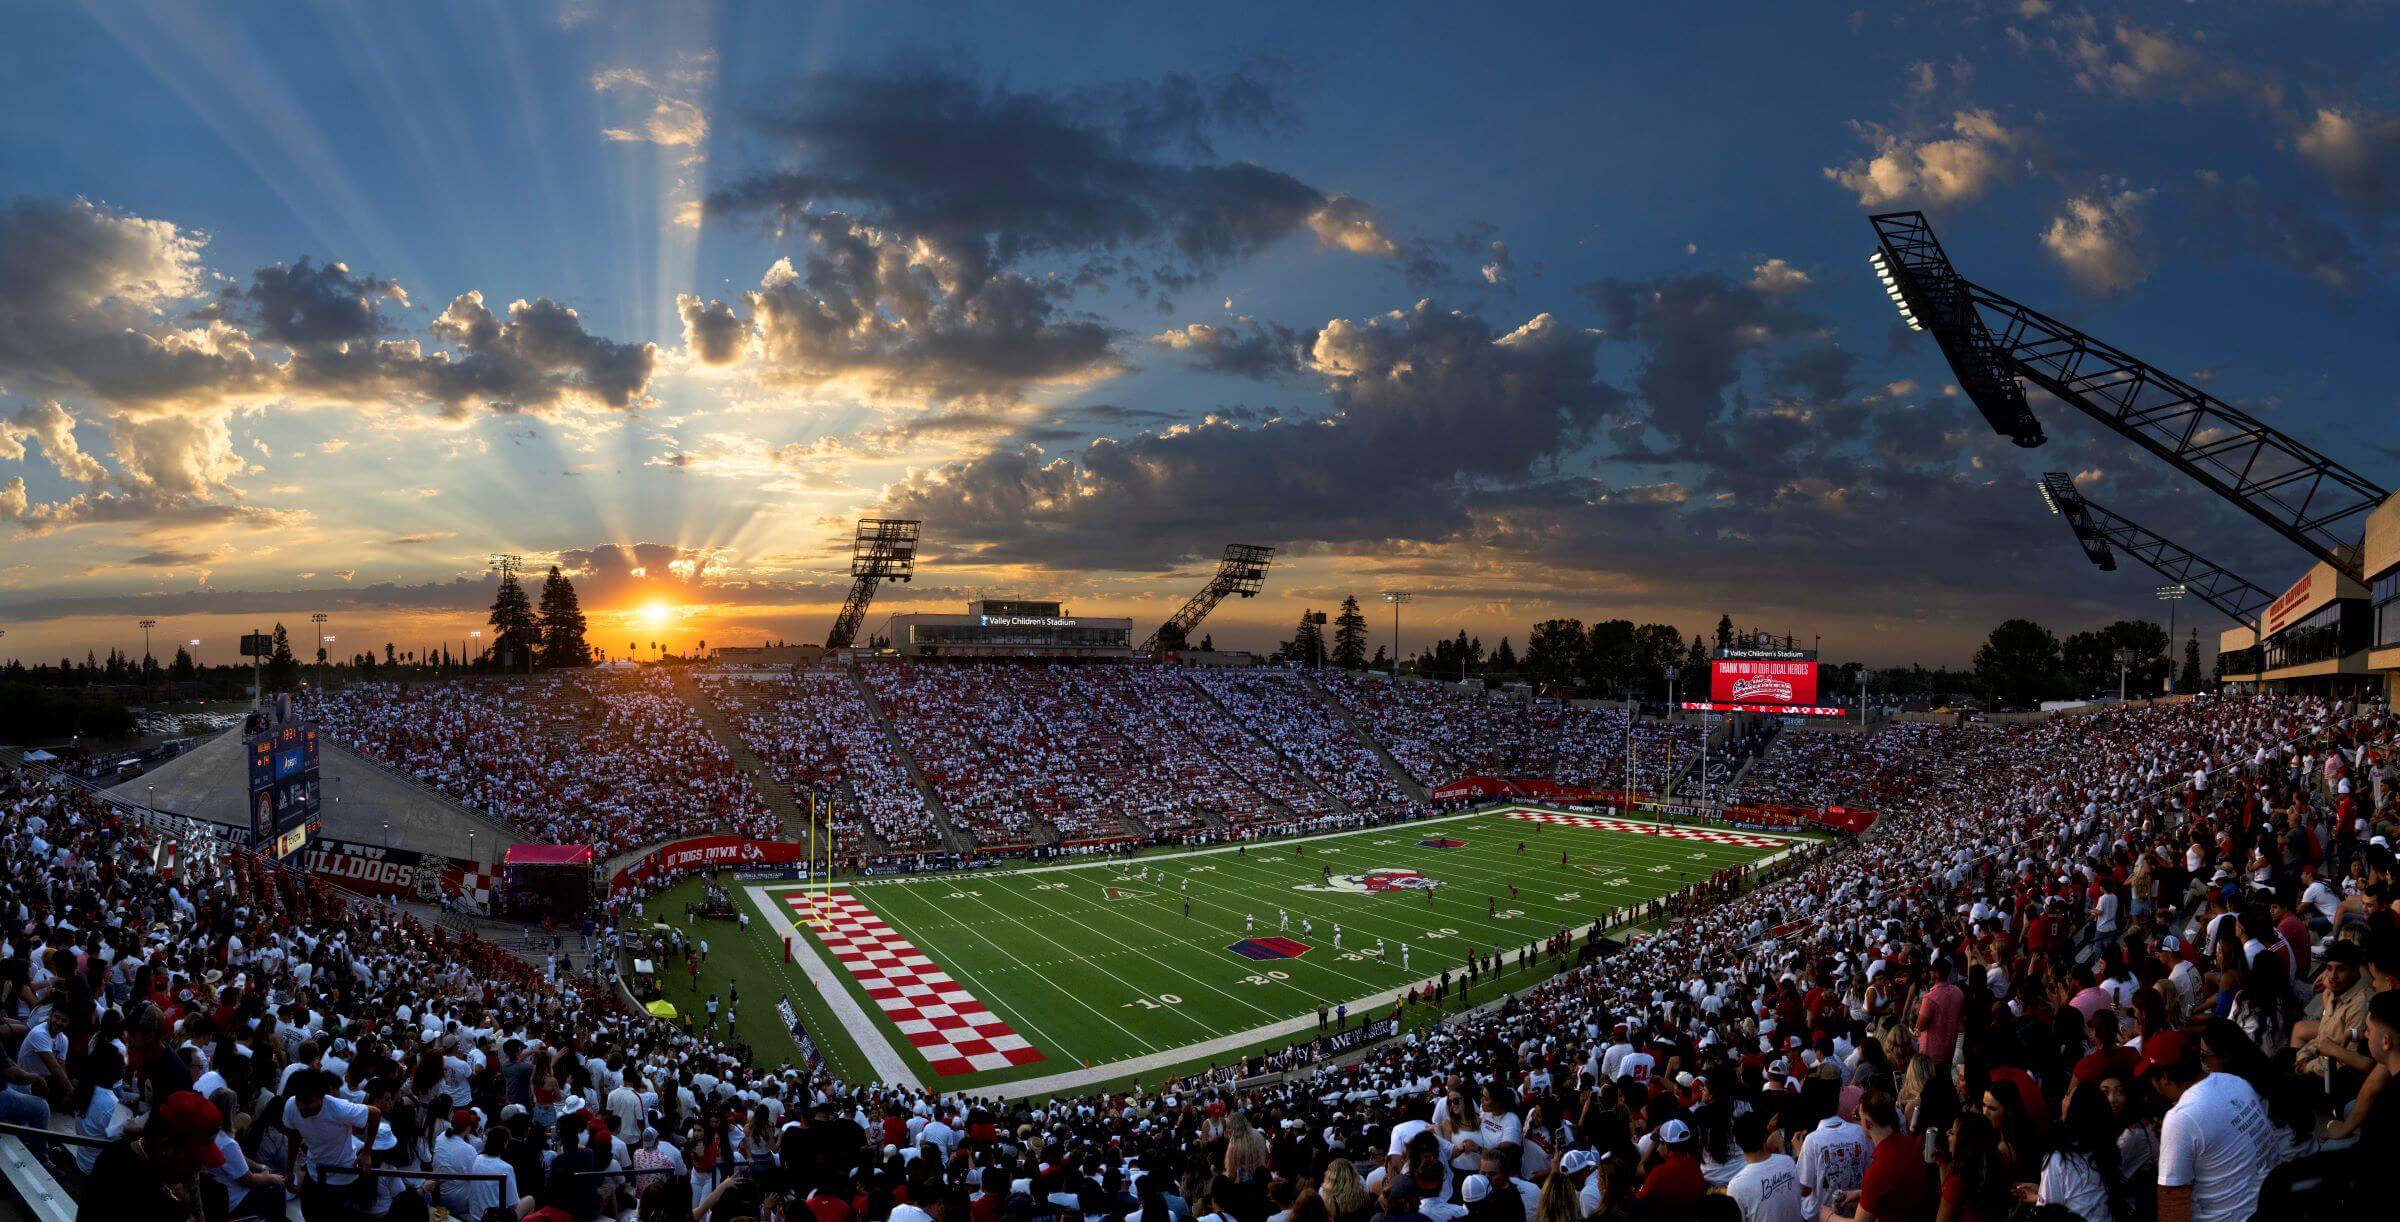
[1635,1117,1708,1217]
[1820,1094,1933,1222]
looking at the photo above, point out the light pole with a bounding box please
[468,629,482,671]
[2156,585,2185,693]
[310,612,329,694]
[1381,592,1413,675]
[138,618,156,679]
[1857,669,1870,728]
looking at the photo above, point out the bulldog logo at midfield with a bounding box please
[1296,867,1441,894]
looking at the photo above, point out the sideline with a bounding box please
[746,885,922,1089]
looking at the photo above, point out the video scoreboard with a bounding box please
[1684,646,1844,717]
[247,721,322,859]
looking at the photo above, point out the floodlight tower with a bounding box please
[1381,591,1414,672]
[1140,544,1276,653]
[826,518,921,649]
[1872,212,2388,581]
[2036,473,2273,628]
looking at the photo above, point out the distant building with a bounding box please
[881,599,1133,659]
[712,644,833,667]
[2221,490,2400,700]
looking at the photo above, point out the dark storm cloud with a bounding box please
[675,294,747,364]
[678,214,1120,396]
[1150,317,1305,379]
[0,196,274,411]
[705,68,1344,278]
[882,302,1619,569]
[0,197,657,433]
[419,292,656,414]
[209,257,403,348]
[1581,271,1827,462]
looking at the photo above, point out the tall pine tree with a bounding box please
[1331,596,1369,669]
[488,558,539,671]
[263,623,300,693]
[536,565,592,668]
[1291,609,1327,666]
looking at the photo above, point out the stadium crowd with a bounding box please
[698,672,940,852]
[308,672,778,860]
[1184,669,1421,819]
[1726,721,1952,810]
[862,664,1381,846]
[9,687,2393,1222]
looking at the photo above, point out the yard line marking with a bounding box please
[783,890,1046,1077]
[1005,873,1342,1028]
[925,885,1192,1051]
[863,880,1155,1059]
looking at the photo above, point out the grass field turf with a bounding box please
[635,808,1796,1095]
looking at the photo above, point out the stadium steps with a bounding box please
[1301,673,1431,803]
[1662,715,1737,799]
[663,669,820,846]
[1179,671,1354,820]
[846,665,976,853]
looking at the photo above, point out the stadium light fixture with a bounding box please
[1870,251,1922,331]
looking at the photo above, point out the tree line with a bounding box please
[1973,618,2207,710]
[1259,599,2207,710]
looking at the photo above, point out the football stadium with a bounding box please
[6,5,2400,1222]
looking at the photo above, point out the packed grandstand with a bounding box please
[3,673,2392,1222]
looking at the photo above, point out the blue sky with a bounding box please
[3,0,2395,667]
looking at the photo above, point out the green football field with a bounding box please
[638,807,1798,1096]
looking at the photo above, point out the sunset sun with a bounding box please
[638,601,673,630]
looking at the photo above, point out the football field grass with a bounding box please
[640,807,1799,1096]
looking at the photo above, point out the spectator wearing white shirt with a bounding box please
[2145,1031,2273,1222]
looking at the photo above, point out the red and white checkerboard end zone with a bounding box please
[1502,810,1786,851]
[786,890,1045,1076]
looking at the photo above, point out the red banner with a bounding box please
[1709,659,1818,707]
[611,835,810,894]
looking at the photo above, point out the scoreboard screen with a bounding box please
[247,722,321,857]
[1708,656,1820,710]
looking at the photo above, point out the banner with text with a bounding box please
[300,837,480,903]
[612,835,810,894]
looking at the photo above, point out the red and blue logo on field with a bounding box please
[1296,867,1441,894]
[1417,837,1467,849]
[1228,937,1311,961]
